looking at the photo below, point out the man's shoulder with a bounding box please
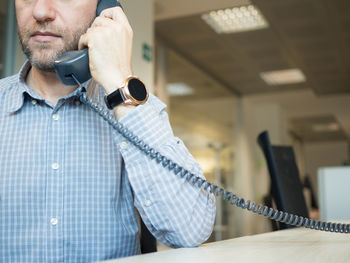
[0,74,19,94]
[0,75,20,113]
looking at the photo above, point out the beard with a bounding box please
[18,21,91,72]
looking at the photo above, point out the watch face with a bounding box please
[128,78,147,101]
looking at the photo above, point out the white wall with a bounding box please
[318,167,350,221]
[304,141,349,199]
[120,0,154,92]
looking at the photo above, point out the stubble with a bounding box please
[17,21,91,72]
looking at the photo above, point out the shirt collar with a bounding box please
[6,61,89,114]
[6,61,33,114]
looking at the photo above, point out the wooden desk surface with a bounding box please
[106,228,350,263]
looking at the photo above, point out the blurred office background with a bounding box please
[1,0,350,242]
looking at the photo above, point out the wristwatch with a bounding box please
[104,76,149,109]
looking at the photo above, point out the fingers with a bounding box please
[100,6,128,24]
[91,6,132,30]
[90,16,115,28]
[78,27,99,50]
[78,32,89,50]
[101,7,132,30]
[78,6,133,50]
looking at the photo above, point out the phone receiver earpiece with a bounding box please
[97,0,122,16]
[54,0,121,86]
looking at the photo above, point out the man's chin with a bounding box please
[29,49,65,72]
[32,63,56,72]
[29,57,57,72]
[23,38,80,72]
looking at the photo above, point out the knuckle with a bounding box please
[99,9,108,16]
[93,17,104,27]
[93,16,101,23]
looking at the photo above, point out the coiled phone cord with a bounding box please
[78,90,350,234]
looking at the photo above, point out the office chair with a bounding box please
[140,218,157,253]
[257,131,309,230]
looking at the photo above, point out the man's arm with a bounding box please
[78,6,216,246]
[118,94,216,247]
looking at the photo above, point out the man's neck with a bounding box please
[26,66,78,106]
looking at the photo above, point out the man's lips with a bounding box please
[31,31,61,42]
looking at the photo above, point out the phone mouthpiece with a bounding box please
[54,49,91,86]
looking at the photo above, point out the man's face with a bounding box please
[15,0,98,72]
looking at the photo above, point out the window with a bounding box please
[1,0,25,78]
[0,0,7,77]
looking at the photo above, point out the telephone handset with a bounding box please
[54,0,121,86]
[55,0,350,234]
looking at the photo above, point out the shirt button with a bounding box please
[120,141,128,150]
[50,218,58,226]
[52,114,60,121]
[51,163,59,170]
[31,100,37,105]
[145,200,152,207]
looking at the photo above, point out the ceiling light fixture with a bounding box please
[166,83,194,96]
[202,5,269,34]
[260,69,306,86]
[312,123,340,133]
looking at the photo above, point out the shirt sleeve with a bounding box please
[116,94,216,248]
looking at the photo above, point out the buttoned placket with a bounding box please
[45,104,65,263]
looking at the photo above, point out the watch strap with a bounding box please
[104,88,125,109]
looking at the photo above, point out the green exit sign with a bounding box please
[142,43,152,62]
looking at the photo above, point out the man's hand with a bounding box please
[78,6,133,95]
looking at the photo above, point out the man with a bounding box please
[0,1,216,262]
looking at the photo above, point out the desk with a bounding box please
[105,228,350,263]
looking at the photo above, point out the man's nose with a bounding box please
[32,0,56,22]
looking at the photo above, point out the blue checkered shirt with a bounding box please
[0,62,216,263]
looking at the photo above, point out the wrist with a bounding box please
[104,76,149,110]
[101,70,133,94]
[103,77,130,95]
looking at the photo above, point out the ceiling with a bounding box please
[246,88,350,141]
[156,0,350,97]
[154,0,350,143]
[290,115,347,142]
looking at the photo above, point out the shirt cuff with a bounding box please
[117,93,173,147]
